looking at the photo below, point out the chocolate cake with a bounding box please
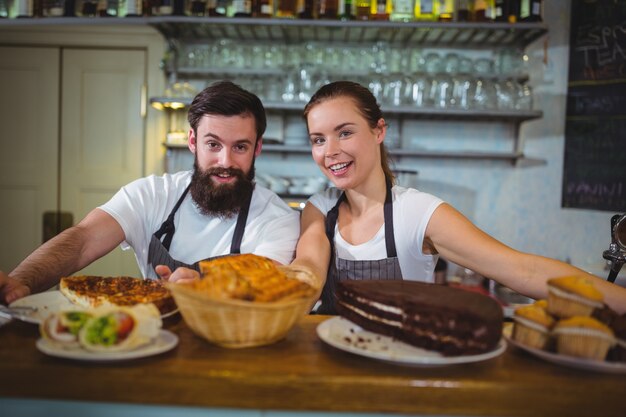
[335,280,503,356]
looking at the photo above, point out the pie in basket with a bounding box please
[196,254,316,302]
[59,276,177,315]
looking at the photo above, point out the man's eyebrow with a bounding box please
[201,134,253,145]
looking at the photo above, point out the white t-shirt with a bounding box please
[307,186,444,282]
[99,171,300,279]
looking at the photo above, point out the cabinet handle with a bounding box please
[140,84,147,119]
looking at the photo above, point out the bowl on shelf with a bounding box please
[166,265,321,348]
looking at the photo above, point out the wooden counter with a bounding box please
[1,315,625,417]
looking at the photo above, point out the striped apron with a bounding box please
[317,181,403,315]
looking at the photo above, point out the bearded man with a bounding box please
[1,81,299,303]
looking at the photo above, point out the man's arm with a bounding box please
[1,208,125,303]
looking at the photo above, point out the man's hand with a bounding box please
[155,265,200,284]
[0,271,31,304]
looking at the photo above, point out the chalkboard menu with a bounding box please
[562,0,626,211]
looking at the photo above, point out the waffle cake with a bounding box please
[335,280,503,356]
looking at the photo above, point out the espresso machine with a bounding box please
[602,214,626,283]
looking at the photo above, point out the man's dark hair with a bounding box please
[187,80,267,141]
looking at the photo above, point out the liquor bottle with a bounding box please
[45,0,66,16]
[214,0,230,15]
[390,0,414,22]
[355,0,370,20]
[298,0,314,18]
[437,0,453,21]
[493,0,505,21]
[252,0,272,17]
[189,0,207,15]
[275,0,297,17]
[506,0,519,23]
[456,0,469,21]
[519,0,540,22]
[338,0,355,20]
[64,0,76,16]
[123,0,143,15]
[16,0,33,16]
[172,0,185,15]
[232,0,252,16]
[318,0,338,19]
[0,0,9,17]
[80,0,99,16]
[473,0,494,21]
[370,0,387,20]
[155,0,173,14]
[415,0,437,21]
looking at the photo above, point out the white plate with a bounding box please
[36,330,178,362]
[10,290,179,324]
[505,332,626,374]
[316,317,506,366]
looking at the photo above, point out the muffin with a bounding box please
[546,276,604,319]
[512,303,555,350]
[553,316,616,361]
[533,299,548,309]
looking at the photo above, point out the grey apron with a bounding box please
[147,184,252,274]
[317,181,403,315]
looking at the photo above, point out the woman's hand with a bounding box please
[155,265,200,284]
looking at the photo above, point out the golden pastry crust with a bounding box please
[196,254,315,302]
[547,276,603,302]
[533,299,548,309]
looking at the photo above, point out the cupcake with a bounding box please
[512,303,555,350]
[546,276,604,319]
[553,316,616,361]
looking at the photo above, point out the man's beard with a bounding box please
[189,159,255,219]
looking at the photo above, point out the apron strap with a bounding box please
[229,186,253,254]
[383,179,397,258]
[154,184,191,251]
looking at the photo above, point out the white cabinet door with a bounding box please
[61,48,145,277]
[0,46,59,273]
[0,46,145,278]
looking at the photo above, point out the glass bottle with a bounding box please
[493,0,506,22]
[318,0,338,19]
[0,0,9,17]
[456,0,469,21]
[79,0,98,15]
[189,0,206,15]
[45,0,66,16]
[506,0,519,23]
[519,0,540,22]
[232,0,252,16]
[473,0,494,21]
[123,0,143,15]
[338,0,354,19]
[390,0,414,21]
[172,0,185,15]
[252,0,272,17]
[370,0,388,20]
[63,0,76,15]
[355,0,370,20]
[275,0,297,17]
[415,0,437,21]
[437,0,452,21]
[16,0,33,16]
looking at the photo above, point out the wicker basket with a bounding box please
[167,265,321,348]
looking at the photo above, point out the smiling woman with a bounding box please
[291,81,626,316]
